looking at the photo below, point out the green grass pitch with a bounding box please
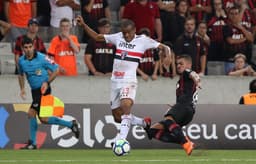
[1,149,256,164]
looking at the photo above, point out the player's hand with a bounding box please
[41,82,48,94]
[75,15,85,26]
[20,89,26,100]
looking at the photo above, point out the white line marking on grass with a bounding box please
[1,159,256,163]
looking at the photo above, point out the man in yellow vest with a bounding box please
[239,79,256,104]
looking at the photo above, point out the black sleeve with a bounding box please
[239,96,244,104]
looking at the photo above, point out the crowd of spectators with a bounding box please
[0,0,256,77]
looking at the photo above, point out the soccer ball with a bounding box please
[112,139,131,156]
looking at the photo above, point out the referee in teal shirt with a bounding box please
[18,37,79,149]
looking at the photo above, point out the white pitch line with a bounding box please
[1,159,256,163]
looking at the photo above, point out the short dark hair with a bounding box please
[120,19,135,29]
[21,36,33,46]
[249,79,256,93]
[177,54,192,63]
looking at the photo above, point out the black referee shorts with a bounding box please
[30,86,51,112]
[164,103,195,127]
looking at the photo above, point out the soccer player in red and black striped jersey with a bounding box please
[145,55,201,156]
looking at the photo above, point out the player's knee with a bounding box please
[112,108,122,123]
[113,115,121,123]
[120,99,133,113]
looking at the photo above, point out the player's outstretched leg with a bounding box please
[182,136,194,156]
[47,117,80,138]
[130,114,151,130]
[163,119,194,155]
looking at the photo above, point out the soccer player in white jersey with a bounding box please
[76,15,171,141]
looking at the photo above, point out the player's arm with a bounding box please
[189,71,201,89]
[17,62,26,100]
[75,15,105,42]
[41,56,59,93]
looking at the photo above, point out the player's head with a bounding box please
[120,19,136,42]
[176,55,192,74]
[21,36,34,57]
[249,79,256,93]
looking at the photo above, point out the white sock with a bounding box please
[131,114,145,127]
[119,114,132,140]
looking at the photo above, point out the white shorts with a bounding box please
[110,81,137,109]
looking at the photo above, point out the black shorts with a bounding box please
[31,86,51,112]
[164,103,195,127]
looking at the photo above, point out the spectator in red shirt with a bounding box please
[122,0,162,41]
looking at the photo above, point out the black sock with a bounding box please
[148,128,180,143]
[163,120,187,144]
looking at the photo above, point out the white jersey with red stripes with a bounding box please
[104,32,160,82]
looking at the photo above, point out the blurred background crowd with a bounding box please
[0,0,255,78]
